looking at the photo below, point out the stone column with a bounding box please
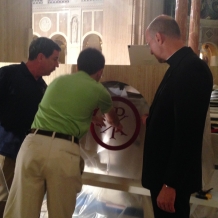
[131,0,146,45]
[175,0,188,45]
[188,0,201,55]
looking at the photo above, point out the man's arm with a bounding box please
[104,107,123,132]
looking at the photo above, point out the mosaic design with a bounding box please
[39,17,52,32]
[201,0,218,19]
[205,29,214,39]
[164,0,218,20]
[32,0,43,4]
[81,0,103,2]
[48,0,69,3]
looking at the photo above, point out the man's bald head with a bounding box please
[147,15,181,39]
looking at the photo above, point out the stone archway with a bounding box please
[51,35,67,64]
[33,35,38,41]
[201,42,218,66]
[82,34,102,51]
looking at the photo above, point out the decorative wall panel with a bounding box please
[83,11,92,35]
[32,0,43,4]
[48,0,69,3]
[34,13,58,37]
[94,11,103,34]
[59,12,68,36]
[202,27,218,45]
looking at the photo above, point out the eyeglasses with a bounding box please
[145,42,149,47]
[145,38,154,48]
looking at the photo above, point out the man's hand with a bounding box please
[92,115,106,128]
[141,114,149,125]
[115,123,123,132]
[157,184,176,213]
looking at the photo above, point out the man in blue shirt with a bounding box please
[0,37,61,216]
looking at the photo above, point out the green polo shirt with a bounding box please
[31,71,112,139]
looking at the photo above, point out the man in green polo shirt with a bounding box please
[4,48,122,218]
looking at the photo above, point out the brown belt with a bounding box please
[30,129,79,144]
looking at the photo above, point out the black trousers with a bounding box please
[150,184,191,218]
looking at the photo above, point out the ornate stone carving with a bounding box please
[39,17,51,32]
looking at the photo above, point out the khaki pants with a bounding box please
[0,155,15,218]
[4,133,82,218]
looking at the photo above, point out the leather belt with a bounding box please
[30,129,79,144]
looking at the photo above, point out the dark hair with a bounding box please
[148,15,181,39]
[77,48,105,75]
[28,37,61,60]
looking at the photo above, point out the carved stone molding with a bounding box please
[39,17,52,32]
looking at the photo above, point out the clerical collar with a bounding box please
[166,47,192,66]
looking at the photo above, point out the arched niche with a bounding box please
[71,16,79,43]
[51,34,67,64]
[201,42,218,66]
[33,35,38,41]
[82,34,102,51]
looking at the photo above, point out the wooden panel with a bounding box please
[100,64,167,106]
[1,62,217,106]
[0,0,32,62]
[40,64,218,106]
[42,64,167,105]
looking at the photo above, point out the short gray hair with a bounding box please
[148,15,181,39]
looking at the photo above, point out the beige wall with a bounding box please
[102,1,133,65]
[0,0,32,62]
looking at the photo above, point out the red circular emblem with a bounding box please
[90,96,141,150]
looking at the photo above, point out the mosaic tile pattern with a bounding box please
[32,0,43,4]
[48,0,69,3]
